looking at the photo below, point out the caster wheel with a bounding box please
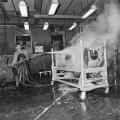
[51,81,54,86]
[51,85,56,101]
[105,87,109,94]
[79,92,86,100]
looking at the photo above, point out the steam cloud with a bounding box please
[59,1,120,65]
[55,1,120,93]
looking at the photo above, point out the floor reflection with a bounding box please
[0,84,120,120]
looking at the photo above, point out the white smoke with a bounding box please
[59,1,120,64]
[54,1,120,94]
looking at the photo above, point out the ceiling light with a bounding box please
[24,21,29,30]
[19,0,28,17]
[68,22,77,30]
[43,22,49,30]
[82,4,97,19]
[48,0,59,15]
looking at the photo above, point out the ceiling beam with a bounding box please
[11,0,20,24]
[34,14,82,19]
[0,19,79,25]
[34,0,43,13]
[79,0,94,15]
[62,0,74,15]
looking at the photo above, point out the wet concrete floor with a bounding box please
[0,82,120,120]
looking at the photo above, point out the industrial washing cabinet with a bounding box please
[51,40,109,100]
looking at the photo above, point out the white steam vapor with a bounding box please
[55,2,120,94]
[58,2,120,64]
[53,2,120,94]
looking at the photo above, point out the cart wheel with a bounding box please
[50,85,56,101]
[79,91,86,100]
[51,81,54,86]
[105,87,109,94]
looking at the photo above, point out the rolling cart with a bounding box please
[51,40,109,100]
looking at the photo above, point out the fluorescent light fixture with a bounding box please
[19,0,28,17]
[43,22,49,30]
[68,22,77,30]
[48,0,59,15]
[24,21,29,30]
[82,4,97,19]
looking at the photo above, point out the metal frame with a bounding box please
[51,40,109,99]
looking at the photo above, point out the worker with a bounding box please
[10,41,30,87]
